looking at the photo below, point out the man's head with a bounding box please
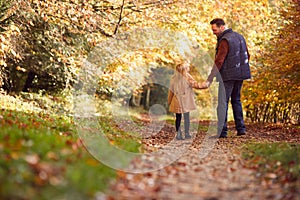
[210,18,226,37]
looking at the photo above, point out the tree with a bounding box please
[244,0,300,124]
[0,0,287,107]
[0,0,181,93]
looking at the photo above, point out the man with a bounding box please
[205,18,251,138]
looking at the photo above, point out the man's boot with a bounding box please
[185,132,191,139]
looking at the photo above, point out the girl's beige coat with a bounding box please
[168,73,203,113]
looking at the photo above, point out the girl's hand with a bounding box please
[199,81,210,89]
[204,81,211,88]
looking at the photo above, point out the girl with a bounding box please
[168,61,207,140]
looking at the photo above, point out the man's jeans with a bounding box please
[217,80,246,136]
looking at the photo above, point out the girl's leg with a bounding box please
[175,113,182,132]
[184,112,191,139]
[175,113,183,140]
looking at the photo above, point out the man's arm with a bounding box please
[207,40,229,83]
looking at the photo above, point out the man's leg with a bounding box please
[183,112,191,139]
[217,81,233,137]
[231,80,246,134]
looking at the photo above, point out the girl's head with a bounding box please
[175,61,190,75]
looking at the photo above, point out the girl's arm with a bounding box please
[186,74,208,89]
[168,90,174,105]
[168,81,174,104]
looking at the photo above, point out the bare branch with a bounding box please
[113,0,125,35]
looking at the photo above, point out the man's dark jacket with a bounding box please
[216,28,251,82]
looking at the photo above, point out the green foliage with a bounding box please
[0,100,141,199]
[0,90,73,116]
[0,0,93,93]
[0,0,13,24]
[0,109,107,199]
[98,115,142,153]
[242,142,300,181]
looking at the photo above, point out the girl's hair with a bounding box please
[175,61,189,75]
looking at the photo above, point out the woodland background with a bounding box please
[0,0,299,124]
[0,0,300,199]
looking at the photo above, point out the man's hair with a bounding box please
[210,18,225,27]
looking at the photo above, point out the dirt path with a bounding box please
[104,122,300,200]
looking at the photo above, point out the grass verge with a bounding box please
[0,94,141,200]
[242,142,300,195]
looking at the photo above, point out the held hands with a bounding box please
[198,81,211,89]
